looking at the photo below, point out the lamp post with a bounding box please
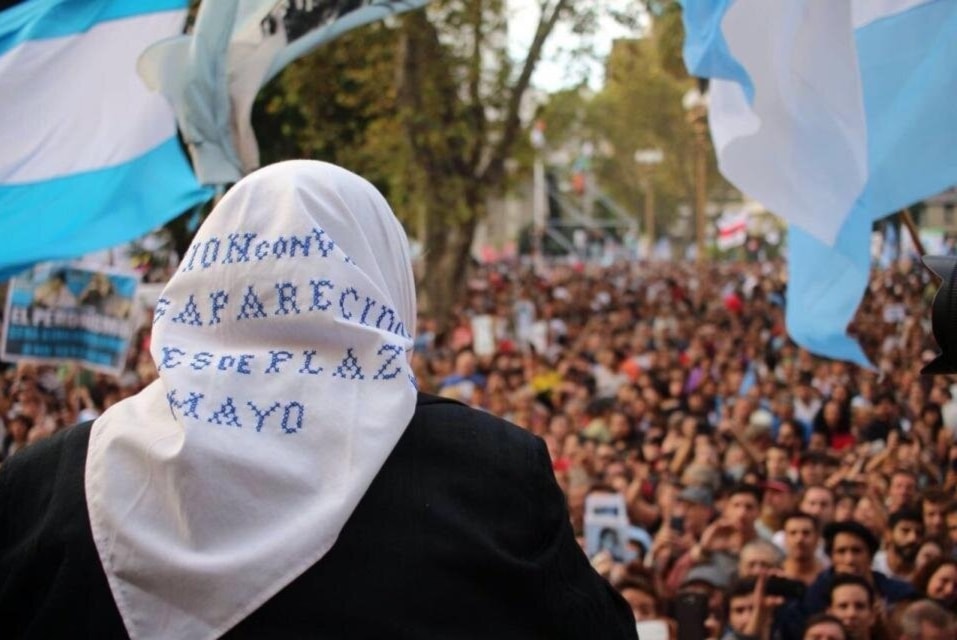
[530,120,547,273]
[634,148,664,259]
[682,87,709,263]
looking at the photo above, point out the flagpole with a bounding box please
[898,208,925,257]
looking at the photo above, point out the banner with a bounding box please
[584,491,633,563]
[2,264,139,374]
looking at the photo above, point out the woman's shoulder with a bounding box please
[0,421,93,523]
[409,392,549,479]
[414,392,542,446]
[1,420,93,476]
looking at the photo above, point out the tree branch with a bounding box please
[466,0,488,171]
[478,0,570,186]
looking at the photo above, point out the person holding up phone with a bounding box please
[671,484,764,591]
[722,572,787,640]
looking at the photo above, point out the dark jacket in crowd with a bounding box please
[802,566,918,615]
[0,393,636,639]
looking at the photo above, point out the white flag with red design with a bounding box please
[717,210,748,251]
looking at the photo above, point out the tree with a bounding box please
[250,1,638,333]
[393,0,578,329]
[550,9,730,252]
[254,23,406,200]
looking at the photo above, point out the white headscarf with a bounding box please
[85,161,418,639]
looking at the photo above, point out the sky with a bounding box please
[506,0,646,92]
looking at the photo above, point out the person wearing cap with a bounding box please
[652,484,717,592]
[755,477,798,541]
[804,521,918,616]
[680,564,732,640]
[675,484,717,541]
[667,484,764,595]
[0,162,637,639]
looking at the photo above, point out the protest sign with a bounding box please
[2,263,138,374]
[584,491,632,563]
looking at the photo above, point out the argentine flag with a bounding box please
[0,0,212,280]
[681,0,957,367]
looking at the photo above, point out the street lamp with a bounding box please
[634,148,664,259]
[682,87,709,263]
[530,120,547,272]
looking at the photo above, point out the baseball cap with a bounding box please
[677,485,714,508]
[681,563,731,590]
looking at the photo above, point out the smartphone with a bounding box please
[669,516,685,534]
[766,575,806,600]
[674,591,708,640]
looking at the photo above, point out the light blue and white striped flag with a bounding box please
[681,0,957,367]
[0,0,212,281]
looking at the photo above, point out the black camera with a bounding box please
[921,256,957,374]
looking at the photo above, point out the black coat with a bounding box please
[0,393,636,639]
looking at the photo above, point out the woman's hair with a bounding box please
[913,557,957,596]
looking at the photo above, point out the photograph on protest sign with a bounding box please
[583,491,632,563]
[1,263,139,375]
[470,314,496,357]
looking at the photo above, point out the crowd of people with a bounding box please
[3,254,957,639]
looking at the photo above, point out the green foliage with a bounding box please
[247,1,676,328]
[534,10,731,244]
[253,23,407,207]
[588,36,700,232]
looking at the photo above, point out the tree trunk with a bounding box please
[419,202,478,337]
[395,1,568,336]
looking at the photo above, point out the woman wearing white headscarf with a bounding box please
[0,161,636,639]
